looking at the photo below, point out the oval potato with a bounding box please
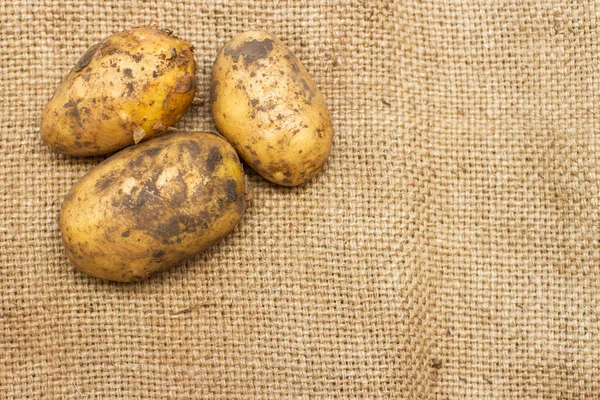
[60,132,246,282]
[211,31,333,186]
[41,27,197,156]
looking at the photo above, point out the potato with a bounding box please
[41,27,197,156]
[211,31,333,186]
[60,132,246,282]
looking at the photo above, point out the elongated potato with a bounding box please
[211,31,333,186]
[60,132,245,282]
[41,28,197,156]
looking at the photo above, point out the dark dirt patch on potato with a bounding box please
[209,79,219,103]
[174,75,197,93]
[143,147,162,157]
[179,140,202,157]
[300,78,316,103]
[74,43,99,72]
[152,250,165,258]
[155,212,210,244]
[206,147,222,171]
[96,175,116,191]
[224,38,274,67]
[135,180,159,209]
[64,99,83,126]
[224,179,238,202]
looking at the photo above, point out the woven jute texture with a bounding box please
[2,0,600,398]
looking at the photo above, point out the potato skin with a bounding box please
[211,31,333,186]
[60,132,245,282]
[41,28,197,156]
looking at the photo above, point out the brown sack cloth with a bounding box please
[2,1,600,398]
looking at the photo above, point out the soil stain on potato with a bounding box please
[96,175,116,191]
[207,147,222,171]
[224,38,274,67]
[74,43,99,72]
[210,79,219,103]
[225,179,238,202]
[180,139,202,157]
[152,250,165,258]
[175,75,197,93]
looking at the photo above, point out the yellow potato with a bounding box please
[60,132,246,282]
[211,31,333,186]
[41,27,197,156]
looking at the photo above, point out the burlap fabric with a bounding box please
[2,1,600,398]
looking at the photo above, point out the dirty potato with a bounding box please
[60,132,246,282]
[41,27,197,156]
[211,31,333,186]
